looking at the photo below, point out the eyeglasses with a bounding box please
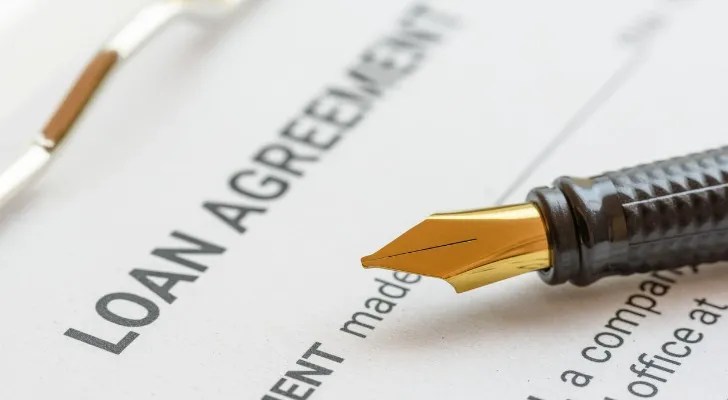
[0,0,254,210]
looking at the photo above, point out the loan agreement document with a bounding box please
[0,1,727,399]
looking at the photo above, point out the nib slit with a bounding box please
[365,238,476,262]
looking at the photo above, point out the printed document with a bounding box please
[0,0,726,398]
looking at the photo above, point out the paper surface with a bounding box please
[0,1,727,399]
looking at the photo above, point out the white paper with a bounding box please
[0,1,727,399]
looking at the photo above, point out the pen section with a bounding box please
[529,146,728,286]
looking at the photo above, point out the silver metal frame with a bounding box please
[0,0,249,210]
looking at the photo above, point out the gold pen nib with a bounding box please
[361,203,551,292]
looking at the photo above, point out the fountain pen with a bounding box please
[361,146,728,293]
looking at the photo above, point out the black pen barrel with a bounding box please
[528,146,728,286]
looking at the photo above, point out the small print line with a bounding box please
[495,54,645,205]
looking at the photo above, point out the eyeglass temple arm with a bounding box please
[0,3,184,208]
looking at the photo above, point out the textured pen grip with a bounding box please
[528,146,728,286]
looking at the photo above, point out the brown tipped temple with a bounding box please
[42,50,119,148]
